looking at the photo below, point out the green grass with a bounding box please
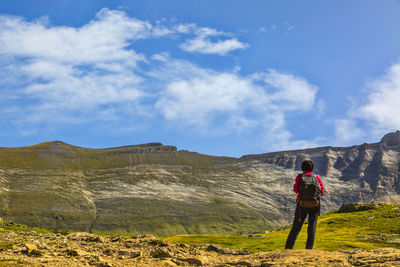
[163,203,400,252]
[0,259,27,266]
[0,218,70,235]
[0,241,14,251]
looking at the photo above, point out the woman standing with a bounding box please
[285,159,324,249]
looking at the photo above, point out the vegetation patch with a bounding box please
[0,241,14,252]
[164,203,400,252]
[0,218,69,235]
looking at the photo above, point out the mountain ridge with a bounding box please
[4,130,400,160]
[0,131,399,236]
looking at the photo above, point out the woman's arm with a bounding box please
[316,176,324,196]
[293,174,301,193]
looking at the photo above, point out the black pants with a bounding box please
[285,203,319,249]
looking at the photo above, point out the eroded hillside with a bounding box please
[0,132,400,235]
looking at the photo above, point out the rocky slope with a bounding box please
[0,132,400,235]
[1,216,400,266]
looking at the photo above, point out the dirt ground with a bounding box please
[1,230,400,266]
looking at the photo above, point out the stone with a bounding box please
[151,247,172,258]
[260,262,273,267]
[226,260,252,266]
[103,248,115,256]
[206,244,226,254]
[117,250,132,256]
[67,232,91,241]
[338,202,384,213]
[178,257,203,266]
[111,236,121,242]
[24,243,38,253]
[86,236,105,242]
[160,260,177,266]
[93,262,112,267]
[24,243,43,256]
[67,249,89,256]
[131,251,142,258]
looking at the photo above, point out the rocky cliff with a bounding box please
[0,132,400,235]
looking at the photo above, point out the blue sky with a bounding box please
[1,0,400,157]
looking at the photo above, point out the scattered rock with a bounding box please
[338,202,384,213]
[3,222,400,266]
[90,255,113,267]
[226,260,252,266]
[103,248,115,256]
[67,232,91,240]
[206,244,226,254]
[86,236,105,242]
[24,243,38,253]
[110,236,121,242]
[117,250,131,256]
[140,234,157,240]
[151,247,172,258]
[178,257,203,266]
[160,259,177,266]
[131,251,142,258]
[66,248,89,256]
[24,243,43,257]
[93,262,112,267]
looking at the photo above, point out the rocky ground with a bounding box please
[1,230,400,266]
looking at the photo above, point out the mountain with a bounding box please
[0,132,400,235]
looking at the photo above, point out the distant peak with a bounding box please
[32,141,75,147]
[48,141,71,145]
[380,131,400,146]
[27,141,177,152]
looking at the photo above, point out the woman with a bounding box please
[285,159,324,249]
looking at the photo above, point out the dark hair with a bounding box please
[301,159,314,172]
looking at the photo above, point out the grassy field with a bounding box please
[2,202,400,253]
[0,217,70,235]
[163,202,400,252]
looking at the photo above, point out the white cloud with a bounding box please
[252,69,317,111]
[0,9,153,124]
[0,9,149,65]
[314,99,326,119]
[180,38,248,56]
[0,9,319,151]
[334,118,364,144]
[357,61,400,130]
[174,23,196,34]
[179,26,248,56]
[154,60,319,148]
[155,69,264,127]
[0,9,249,124]
[257,27,267,34]
[334,60,400,144]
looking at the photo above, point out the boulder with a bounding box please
[151,247,172,258]
[66,248,89,256]
[177,257,203,266]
